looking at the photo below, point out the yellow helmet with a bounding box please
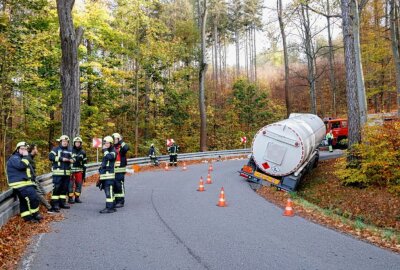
[73,136,83,143]
[15,141,28,151]
[57,135,70,142]
[112,133,122,140]
[103,136,113,144]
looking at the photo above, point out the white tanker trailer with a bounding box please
[239,113,326,191]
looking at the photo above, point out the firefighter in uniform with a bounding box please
[326,130,334,152]
[68,137,87,204]
[98,136,117,213]
[112,133,129,208]
[168,140,179,166]
[148,144,158,166]
[49,135,74,211]
[7,142,42,223]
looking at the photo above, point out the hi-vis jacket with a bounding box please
[168,145,179,156]
[71,147,87,172]
[99,147,116,180]
[114,141,129,174]
[49,145,74,176]
[6,153,35,189]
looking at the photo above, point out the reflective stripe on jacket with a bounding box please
[6,153,35,189]
[99,148,116,180]
[49,145,73,176]
[71,147,87,172]
[168,145,179,156]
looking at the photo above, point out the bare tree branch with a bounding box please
[306,4,342,18]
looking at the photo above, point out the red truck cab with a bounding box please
[324,118,348,147]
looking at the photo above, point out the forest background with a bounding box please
[0,0,399,190]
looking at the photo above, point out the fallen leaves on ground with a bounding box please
[0,208,64,269]
[256,159,400,253]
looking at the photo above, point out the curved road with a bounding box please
[21,159,400,270]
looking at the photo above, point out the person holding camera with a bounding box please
[68,137,87,204]
[7,142,42,223]
[49,135,74,212]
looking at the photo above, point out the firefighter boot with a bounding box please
[75,196,82,203]
[99,208,117,214]
[68,197,75,204]
[24,218,39,223]
[59,203,71,209]
[33,213,43,221]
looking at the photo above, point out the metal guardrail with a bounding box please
[0,149,250,228]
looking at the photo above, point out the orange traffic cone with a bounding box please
[182,162,187,171]
[283,198,295,217]
[164,162,169,171]
[206,173,212,184]
[217,187,226,207]
[208,162,213,172]
[197,177,205,192]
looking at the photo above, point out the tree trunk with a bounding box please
[390,0,400,116]
[327,0,338,117]
[341,0,362,156]
[235,30,240,77]
[56,0,83,139]
[245,29,249,80]
[278,0,291,117]
[223,40,227,83]
[253,25,257,83]
[250,27,253,82]
[86,39,93,108]
[352,0,368,124]
[134,60,139,157]
[218,37,223,91]
[213,24,218,91]
[199,0,208,151]
[301,3,317,114]
[144,78,150,140]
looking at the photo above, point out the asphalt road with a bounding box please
[319,149,344,161]
[21,159,400,270]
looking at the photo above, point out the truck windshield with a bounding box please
[331,122,340,129]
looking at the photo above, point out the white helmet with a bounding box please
[112,133,122,140]
[103,136,113,144]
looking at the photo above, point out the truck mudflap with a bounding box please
[277,174,302,191]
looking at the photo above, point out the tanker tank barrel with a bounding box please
[251,113,326,179]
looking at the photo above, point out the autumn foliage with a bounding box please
[336,120,400,190]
